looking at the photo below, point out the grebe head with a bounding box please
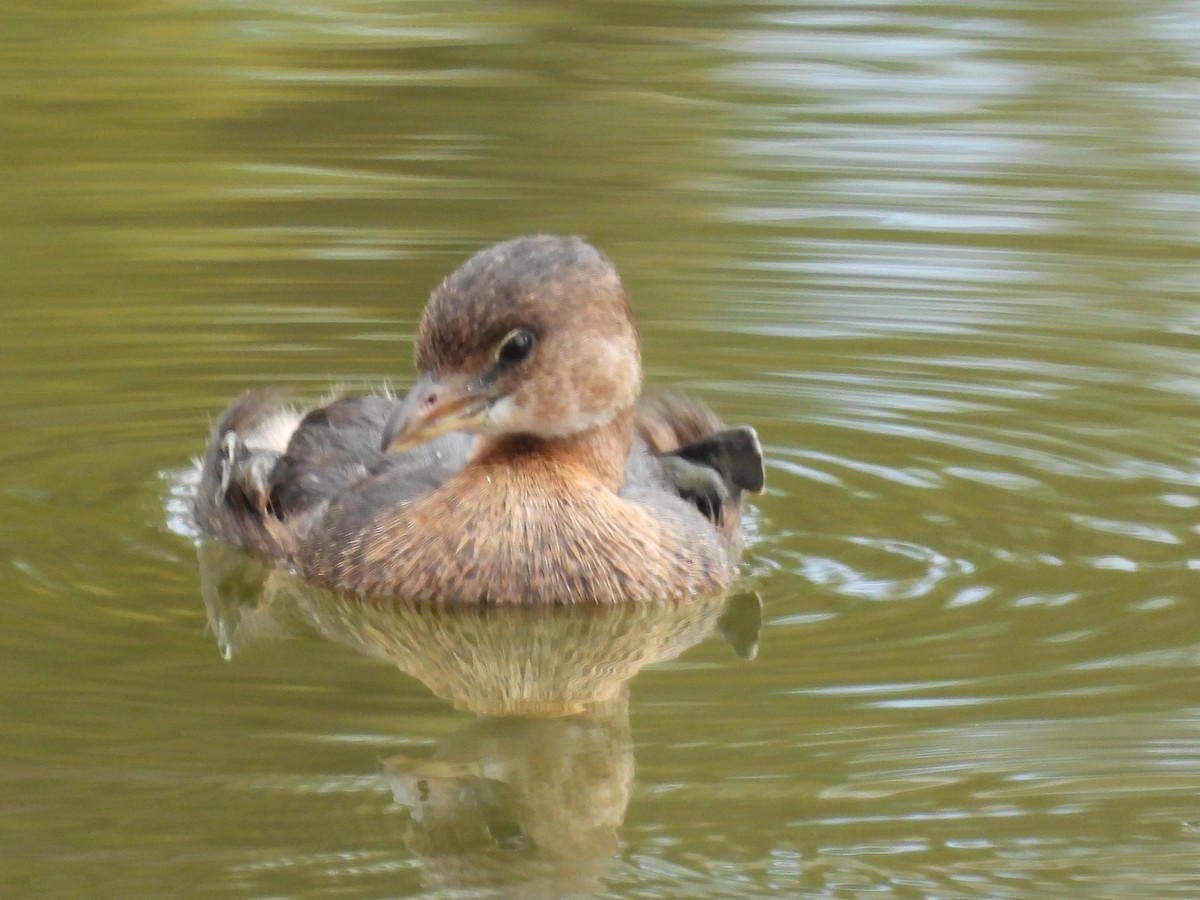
[383,235,642,453]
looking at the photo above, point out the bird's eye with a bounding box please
[496,328,535,365]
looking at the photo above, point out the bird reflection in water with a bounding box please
[197,542,760,897]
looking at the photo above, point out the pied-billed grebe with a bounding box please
[194,235,763,604]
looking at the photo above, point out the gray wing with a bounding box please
[195,392,473,557]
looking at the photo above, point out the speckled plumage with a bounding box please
[194,235,763,604]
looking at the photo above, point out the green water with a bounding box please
[2,1,1199,897]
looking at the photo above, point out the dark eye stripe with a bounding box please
[497,328,535,365]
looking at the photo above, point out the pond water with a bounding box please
[3,1,1199,897]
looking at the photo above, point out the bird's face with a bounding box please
[382,236,642,455]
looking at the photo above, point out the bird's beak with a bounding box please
[381,371,489,454]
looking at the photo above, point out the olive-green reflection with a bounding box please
[2,0,1200,894]
[381,705,629,898]
[197,541,757,896]
[0,0,742,318]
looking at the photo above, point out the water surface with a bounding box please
[2,1,1199,897]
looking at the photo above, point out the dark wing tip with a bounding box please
[671,426,766,495]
